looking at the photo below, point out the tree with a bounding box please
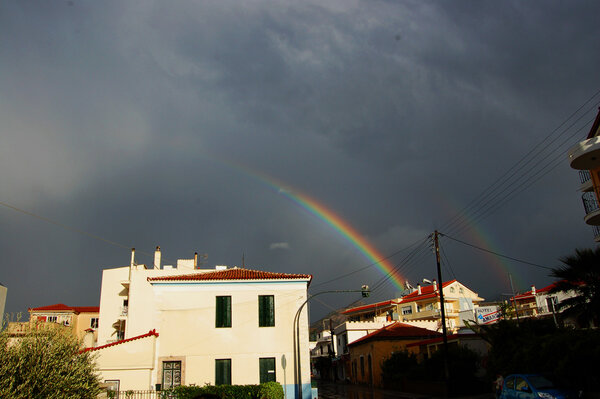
[550,247,600,327]
[0,321,100,399]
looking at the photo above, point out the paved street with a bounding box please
[314,380,495,399]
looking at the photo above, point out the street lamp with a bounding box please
[292,287,368,399]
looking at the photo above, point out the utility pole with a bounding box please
[508,273,520,326]
[434,230,450,391]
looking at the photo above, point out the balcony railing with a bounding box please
[579,170,592,185]
[594,226,600,242]
[582,192,600,215]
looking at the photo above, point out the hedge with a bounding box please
[171,381,283,399]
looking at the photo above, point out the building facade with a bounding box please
[7,303,100,347]
[567,108,600,241]
[347,322,441,388]
[395,280,483,333]
[94,248,313,398]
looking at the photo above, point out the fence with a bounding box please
[101,390,177,399]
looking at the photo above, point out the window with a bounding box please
[505,377,515,390]
[259,358,276,383]
[258,295,275,327]
[450,287,455,293]
[90,318,99,329]
[215,359,231,385]
[104,380,119,393]
[360,356,365,378]
[162,361,181,389]
[216,296,231,328]
[47,316,57,323]
[402,306,412,315]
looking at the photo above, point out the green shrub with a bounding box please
[173,382,282,399]
[0,322,101,399]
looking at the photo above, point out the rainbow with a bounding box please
[217,159,406,291]
[437,196,524,291]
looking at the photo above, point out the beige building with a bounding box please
[396,280,484,333]
[0,282,6,327]
[9,303,100,347]
[93,248,313,398]
[342,280,484,335]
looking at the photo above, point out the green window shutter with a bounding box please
[259,357,276,383]
[215,359,231,385]
[216,296,231,328]
[258,295,274,327]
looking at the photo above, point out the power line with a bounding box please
[447,115,596,237]
[370,237,431,292]
[440,232,554,271]
[312,236,427,288]
[440,89,600,236]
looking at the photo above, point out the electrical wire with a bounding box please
[311,236,427,288]
[448,115,595,237]
[440,232,554,270]
[440,89,600,236]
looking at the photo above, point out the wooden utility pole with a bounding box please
[434,230,450,392]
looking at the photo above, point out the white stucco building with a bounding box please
[92,248,313,398]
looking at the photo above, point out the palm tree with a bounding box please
[550,247,600,327]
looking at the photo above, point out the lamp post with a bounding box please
[293,286,369,399]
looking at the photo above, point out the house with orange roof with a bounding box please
[347,322,441,388]
[509,281,577,324]
[341,280,484,336]
[95,247,313,398]
[395,279,484,333]
[7,303,100,347]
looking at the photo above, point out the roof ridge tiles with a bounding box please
[81,330,159,353]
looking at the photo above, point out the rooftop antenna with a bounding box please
[242,253,245,269]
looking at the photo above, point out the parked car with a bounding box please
[500,374,572,399]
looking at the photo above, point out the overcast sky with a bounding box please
[2,0,600,322]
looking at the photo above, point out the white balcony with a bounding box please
[568,137,600,170]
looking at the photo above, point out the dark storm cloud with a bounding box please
[1,0,599,320]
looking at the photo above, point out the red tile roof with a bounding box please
[342,300,396,314]
[398,280,457,304]
[29,304,99,313]
[511,281,560,301]
[147,268,312,285]
[348,322,441,346]
[81,330,159,353]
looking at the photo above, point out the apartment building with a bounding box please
[567,108,600,241]
[6,303,100,347]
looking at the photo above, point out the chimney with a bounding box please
[433,280,438,291]
[417,284,422,295]
[194,252,198,269]
[154,246,161,269]
[531,285,536,295]
[130,248,136,268]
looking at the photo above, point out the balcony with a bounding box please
[579,170,593,192]
[582,192,600,225]
[568,136,600,170]
[594,226,600,242]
